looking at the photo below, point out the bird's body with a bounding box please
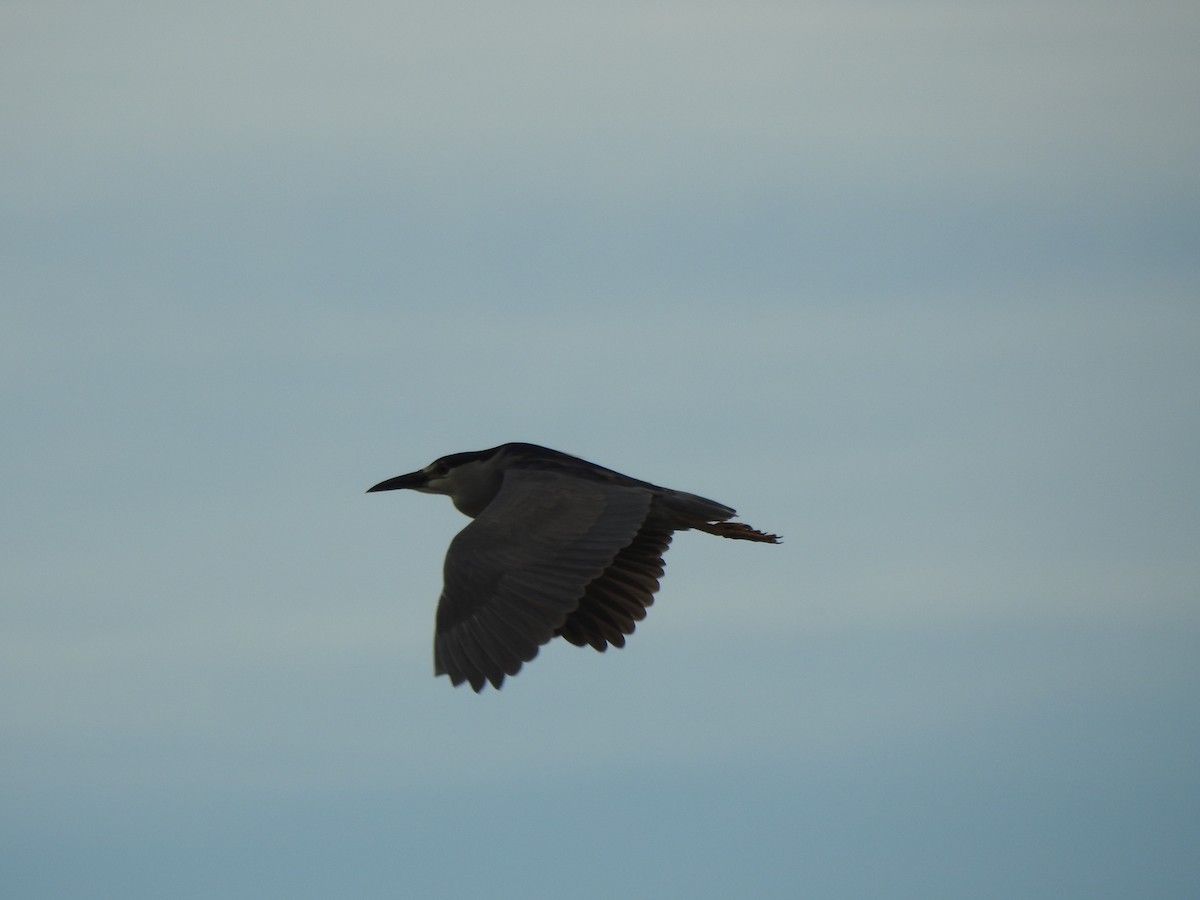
[368,443,780,691]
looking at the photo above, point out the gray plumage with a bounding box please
[367,442,780,692]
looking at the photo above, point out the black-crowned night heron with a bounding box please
[368,442,780,691]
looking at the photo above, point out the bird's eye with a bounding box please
[431,463,450,478]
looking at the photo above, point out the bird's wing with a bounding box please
[434,469,653,691]
[556,524,672,652]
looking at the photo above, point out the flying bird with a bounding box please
[368,442,780,691]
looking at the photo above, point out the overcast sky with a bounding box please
[3,2,1198,897]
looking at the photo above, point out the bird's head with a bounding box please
[367,446,508,517]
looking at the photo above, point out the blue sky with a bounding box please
[3,2,1198,897]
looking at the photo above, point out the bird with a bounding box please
[367,442,780,691]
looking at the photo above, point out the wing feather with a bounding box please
[554,526,673,653]
[462,618,508,691]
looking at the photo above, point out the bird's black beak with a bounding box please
[366,470,428,493]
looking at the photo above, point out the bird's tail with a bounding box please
[694,521,782,543]
[657,489,781,544]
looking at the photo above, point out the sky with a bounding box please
[3,1,1199,897]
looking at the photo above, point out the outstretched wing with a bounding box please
[556,524,672,651]
[434,469,653,691]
